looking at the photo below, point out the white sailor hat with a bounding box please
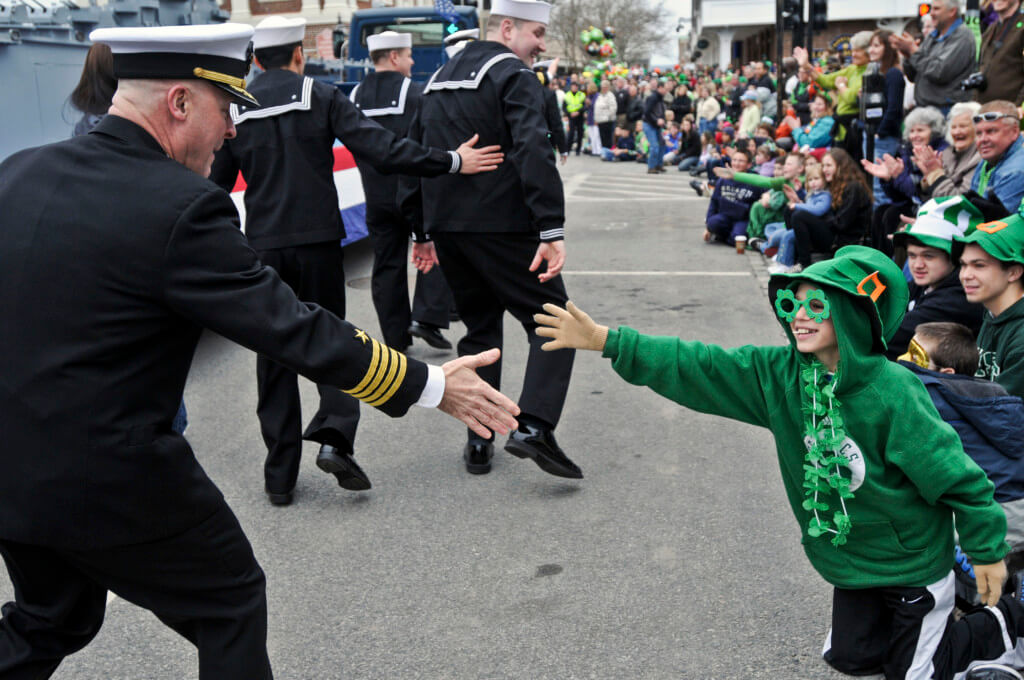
[532,58,553,71]
[89,23,258,106]
[490,0,551,24]
[443,27,479,46]
[367,30,412,52]
[253,16,306,50]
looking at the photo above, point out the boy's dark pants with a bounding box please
[824,572,1024,679]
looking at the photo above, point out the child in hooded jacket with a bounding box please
[535,246,1024,680]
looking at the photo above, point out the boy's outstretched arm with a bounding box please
[535,301,778,429]
[535,302,608,351]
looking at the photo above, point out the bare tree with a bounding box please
[549,0,673,68]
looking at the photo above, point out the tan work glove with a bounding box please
[534,302,609,352]
[973,560,1008,607]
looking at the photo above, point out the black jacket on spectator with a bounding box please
[832,182,873,247]
[670,94,692,122]
[751,74,775,92]
[643,91,666,128]
[790,81,814,125]
[615,88,630,115]
[875,67,907,140]
[678,129,701,159]
[886,269,985,359]
[626,96,644,124]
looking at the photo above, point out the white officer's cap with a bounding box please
[89,23,258,106]
[367,30,412,52]
[253,16,306,50]
[491,0,551,24]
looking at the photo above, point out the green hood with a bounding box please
[768,246,910,390]
[952,214,1024,267]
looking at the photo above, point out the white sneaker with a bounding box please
[768,263,802,274]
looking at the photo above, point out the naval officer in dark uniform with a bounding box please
[0,24,517,678]
[403,0,580,478]
[210,17,502,503]
[349,30,454,353]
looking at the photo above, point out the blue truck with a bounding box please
[335,5,479,85]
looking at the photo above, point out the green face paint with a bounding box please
[775,288,831,324]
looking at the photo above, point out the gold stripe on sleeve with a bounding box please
[364,347,400,403]
[349,343,393,401]
[343,339,382,397]
[367,350,408,407]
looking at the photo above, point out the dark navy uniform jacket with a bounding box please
[402,40,565,242]
[348,70,422,220]
[0,115,427,549]
[209,69,459,250]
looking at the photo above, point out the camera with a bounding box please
[960,72,988,92]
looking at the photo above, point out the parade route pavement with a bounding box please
[1,156,856,679]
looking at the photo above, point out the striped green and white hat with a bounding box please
[893,195,985,254]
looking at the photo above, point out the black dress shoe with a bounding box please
[266,489,294,506]
[505,424,583,479]
[463,442,493,475]
[408,321,453,350]
[316,445,372,491]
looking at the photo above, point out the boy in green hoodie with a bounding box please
[534,246,1024,679]
[954,215,1024,400]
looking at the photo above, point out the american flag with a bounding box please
[434,0,460,25]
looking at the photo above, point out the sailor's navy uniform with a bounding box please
[349,70,454,350]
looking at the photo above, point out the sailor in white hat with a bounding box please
[209,17,505,503]
[404,0,582,478]
[349,30,457,357]
[0,20,519,680]
[443,27,479,58]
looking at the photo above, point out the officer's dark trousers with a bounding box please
[367,211,452,349]
[0,504,270,679]
[256,242,359,494]
[432,233,575,443]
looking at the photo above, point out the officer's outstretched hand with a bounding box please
[455,134,504,174]
[534,302,608,352]
[529,241,566,282]
[438,349,520,439]
[973,560,1008,607]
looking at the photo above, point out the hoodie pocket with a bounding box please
[804,520,926,563]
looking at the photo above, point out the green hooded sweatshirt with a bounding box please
[601,246,1008,588]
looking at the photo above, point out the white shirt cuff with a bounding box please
[415,364,445,408]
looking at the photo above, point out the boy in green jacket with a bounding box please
[535,246,1024,679]
[955,215,1024,400]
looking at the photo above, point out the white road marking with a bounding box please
[563,270,750,276]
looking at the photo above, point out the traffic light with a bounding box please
[782,0,803,30]
[810,0,828,31]
[918,2,931,15]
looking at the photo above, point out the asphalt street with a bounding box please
[1,156,857,679]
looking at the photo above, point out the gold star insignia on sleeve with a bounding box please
[354,329,369,344]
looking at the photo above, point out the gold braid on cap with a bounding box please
[193,67,246,90]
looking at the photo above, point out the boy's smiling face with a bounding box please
[790,283,840,370]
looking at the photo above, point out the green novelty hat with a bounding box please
[769,245,910,352]
[893,195,985,254]
[952,213,1024,266]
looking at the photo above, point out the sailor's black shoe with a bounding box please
[505,424,582,479]
[408,322,452,350]
[316,445,371,491]
[463,442,494,475]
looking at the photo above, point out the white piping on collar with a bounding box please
[352,77,412,117]
[423,52,519,93]
[230,76,314,124]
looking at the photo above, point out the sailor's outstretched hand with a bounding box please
[534,302,608,352]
